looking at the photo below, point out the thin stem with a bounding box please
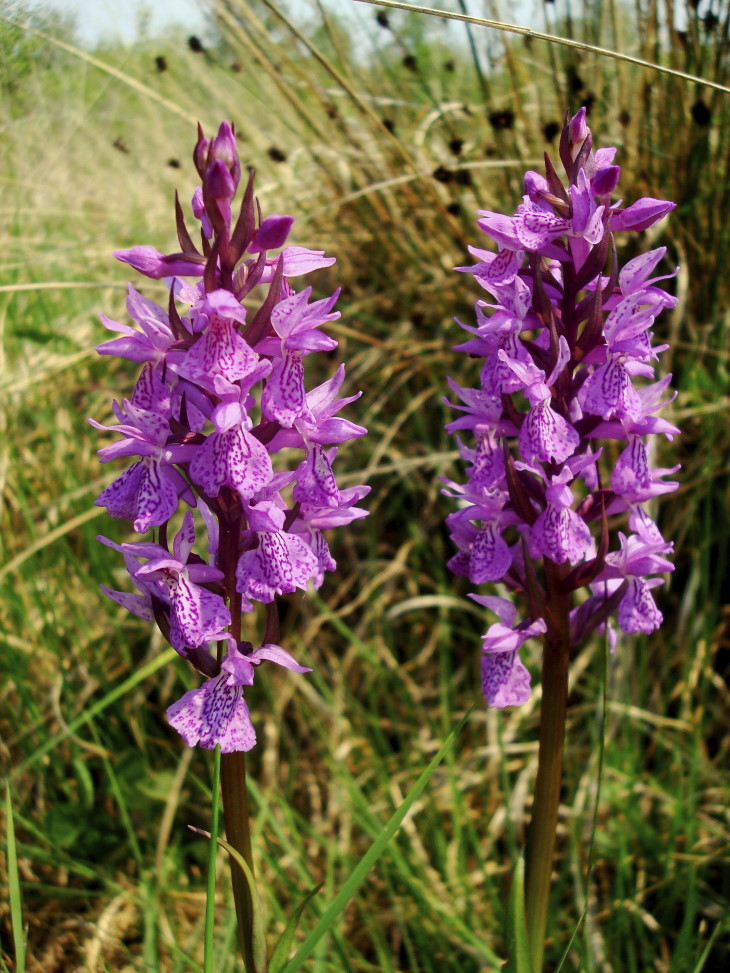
[217,502,257,971]
[220,751,256,971]
[525,560,572,973]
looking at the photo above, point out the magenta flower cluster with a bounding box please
[92,121,368,752]
[443,108,679,708]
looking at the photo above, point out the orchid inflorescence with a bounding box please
[443,107,679,707]
[92,121,368,752]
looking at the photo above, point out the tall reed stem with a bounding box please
[524,561,571,973]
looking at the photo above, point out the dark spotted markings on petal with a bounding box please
[619,578,662,633]
[521,401,579,464]
[481,651,530,707]
[96,460,145,520]
[262,354,305,426]
[487,248,519,284]
[199,679,240,746]
[470,523,510,583]
[228,429,273,498]
[534,505,571,563]
[134,460,179,532]
[294,445,340,507]
[469,434,504,489]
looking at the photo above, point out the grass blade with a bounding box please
[505,854,531,973]
[277,708,472,973]
[353,0,730,94]
[268,883,323,973]
[5,783,27,973]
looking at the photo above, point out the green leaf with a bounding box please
[5,783,27,973]
[269,884,323,973]
[216,835,269,973]
[690,921,724,973]
[505,854,532,973]
[277,708,472,973]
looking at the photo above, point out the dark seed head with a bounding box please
[691,99,712,126]
[488,108,515,131]
[567,66,584,93]
[432,165,455,184]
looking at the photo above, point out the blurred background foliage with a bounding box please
[0,0,729,970]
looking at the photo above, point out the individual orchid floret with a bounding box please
[258,288,340,428]
[167,638,311,753]
[91,401,194,532]
[595,532,674,633]
[189,381,274,501]
[178,290,260,395]
[501,337,580,465]
[235,499,320,604]
[167,669,257,753]
[522,464,592,565]
[470,595,546,707]
[104,512,231,652]
[96,285,179,366]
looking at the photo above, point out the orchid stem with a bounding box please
[220,750,256,971]
[524,563,571,973]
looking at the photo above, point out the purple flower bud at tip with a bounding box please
[592,164,621,196]
[210,120,241,190]
[193,124,209,177]
[249,214,295,254]
[569,107,589,144]
[205,159,236,201]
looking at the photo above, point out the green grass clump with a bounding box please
[1,0,729,970]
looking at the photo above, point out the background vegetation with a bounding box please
[1,0,729,970]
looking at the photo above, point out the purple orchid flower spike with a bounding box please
[444,105,678,969]
[91,119,368,754]
[445,106,677,710]
[91,118,369,967]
